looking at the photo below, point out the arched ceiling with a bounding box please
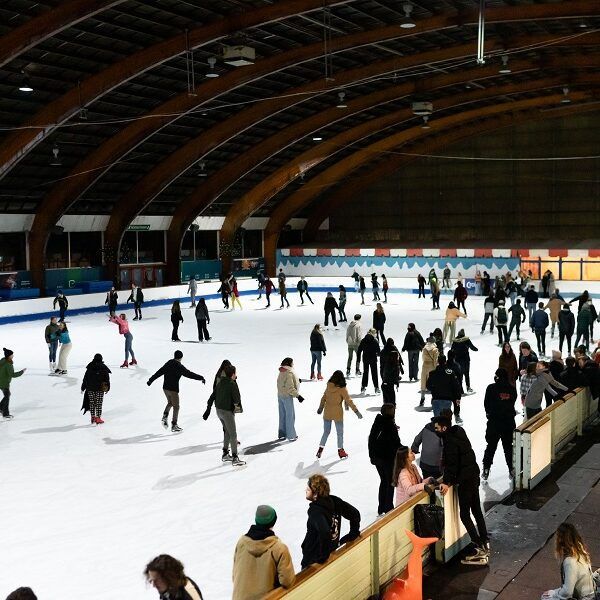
[1,0,599,256]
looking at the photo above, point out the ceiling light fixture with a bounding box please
[206,57,219,78]
[18,70,33,92]
[312,135,323,142]
[561,87,571,103]
[498,54,511,74]
[336,91,347,109]
[400,2,416,29]
[421,115,431,130]
[197,161,208,177]
[50,144,62,166]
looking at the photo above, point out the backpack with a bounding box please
[497,307,507,324]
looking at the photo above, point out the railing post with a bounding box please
[370,530,380,597]
[513,429,522,491]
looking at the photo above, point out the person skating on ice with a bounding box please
[411,408,451,480]
[498,342,519,387]
[276,357,304,442]
[569,289,589,313]
[323,292,339,328]
[109,313,137,368]
[430,278,441,310]
[316,370,362,459]
[214,363,245,466]
[171,300,184,341]
[574,302,593,350]
[426,355,463,423]
[279,276,290,308]
[417,273,426,298]
[202,359,231,420]
[147,350,206,433]
[105,286,118,317]
[351,270,360,293]
[357,328,381,394]
[277,268,286,286]
[338,285,347,322]
[442,264,451,289]
[195,298,211,342]
[296,277,314,305]
[359,276,366,305]
[453,280,468,315]
[52,290,68,322]
[217,277,230,309]
[256,270,266,299]
[230,276,243,310]
[373,302,386,344]
[55,322,72,375]
[419,336,439,407]
[507,298,526,341]
[371,273,380,301]
[264,276,274,307]
[451,329,478,393]
[127,283,144,319]
[309,324,326,380]
[434,415,490,566]
[481,368,517,481]
[345,314,363,376]
[402,322,425,382]
[524,285,539,327]
[531,302,550,357]
[380,338,403,405]
[442,301,466,345]
[382,274,389,303]
[481,292,495,334]
[81,353,111,425]
[0,348,26,419]
[493,300,509,346]
[44,316,60,373]
[187,276,198,307]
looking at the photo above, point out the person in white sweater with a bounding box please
[346,314,363,376]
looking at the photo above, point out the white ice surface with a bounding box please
[0,278,595,599]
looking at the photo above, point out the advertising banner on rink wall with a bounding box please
[276,254,520,279]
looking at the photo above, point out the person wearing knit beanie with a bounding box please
[255,505,277,528]
[0,348,26,419]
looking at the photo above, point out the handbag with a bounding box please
[413,503,444,539]
[101,381,110,393]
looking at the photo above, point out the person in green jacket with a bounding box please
[214,364,245,466]
[575,304,592,349]
[0,348,26,419]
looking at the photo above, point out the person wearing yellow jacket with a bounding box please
[316,371,362,460]
[232,505,295,600]
[442,302,466,344]
[544,293,563,338]
[419,337,439,407]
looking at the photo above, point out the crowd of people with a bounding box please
[3,267,600,599]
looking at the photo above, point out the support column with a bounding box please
[263,229,278,276]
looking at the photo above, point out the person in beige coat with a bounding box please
[277,358,304,442]
[543,294,563,338]
[232,505,295,600]
[419,336,439,406]
[442,302,466,344]
[316,370,362,459]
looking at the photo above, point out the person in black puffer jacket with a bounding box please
[379,338,404,405]
[324,292,339,328]
[435,416,490,564]
[559,357,588,392]
[451,329,478,393]
[368,403,401,514]
[481,368,517,480]
[81,353,111,425]
[426,355,462,422]
[401,322,425,382]
[301,474,361,569]
[372,303,387,344]
[357,329,381,393]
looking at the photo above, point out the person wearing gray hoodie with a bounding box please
[345,314,363,376]
[411,410,450,479]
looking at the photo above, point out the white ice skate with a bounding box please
[461,544,490,566]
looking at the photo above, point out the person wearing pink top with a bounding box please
[109,314,137,368]
[392,446,437,507]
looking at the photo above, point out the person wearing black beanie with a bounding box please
[481,368,518,481]
[0,347,26,419]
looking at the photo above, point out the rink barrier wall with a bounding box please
[514,387,599,491]
[264,486,469,599]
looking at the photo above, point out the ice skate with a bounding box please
[355,369,361,375]
[317,372,323,381]
[361,387,366,394]
[49,363,54,373]
[461,544,490,566]
[316,446,324,458]
[310,372,316,380]
[222,452,233,462]
[346,370,350,377]
[91,416,96,424]
[482,467,489,482]
[120,361,128,368]
[232,455,246,466]
[455,415,463,425]
[171,424,182,432]
[95,416,104,424]
[374,387,380,394]
[338,448,348,459]
[161,415,168,429]
[2,414,14,420]
[467,387,473,393]
[129,359,137,366]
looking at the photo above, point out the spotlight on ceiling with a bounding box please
[336,91,347,109]
[421,115,431,130]
[18,70,33,93]
[400,2,416,29]
[498,55,511,74]
[561,87,571,104]
[312,135,323,142]
[197,161,208,177]
[205,57,219,78]
[78,107,88,121]
[50,144,62,166]
[222,45,255,67]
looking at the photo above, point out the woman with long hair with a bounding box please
[276,357,304,441]
[373,302,387,344]
[81,353,111,425]
[171,300,183,341]
[55,322,72,375]
[203,359,232,420]
[541,522,595,599]
[338,285,347,322]
[499,342,519,386]
[316,370,362,460]
[144,554,204,599]
[392,445,437,507]
[380,338,403,405]
[309,324,326,380]
[194,297,211,342]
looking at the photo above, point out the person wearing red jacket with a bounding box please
[264,276,275,308]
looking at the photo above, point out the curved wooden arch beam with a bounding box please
[0,0,127,68]
[302,108,600,244]
[260,88,596,273]
[3,1,598,179]
[0,0,358,179]
[219,78,599,258]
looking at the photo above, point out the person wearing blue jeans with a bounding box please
[309,324,326,380]
[276,358,304,441]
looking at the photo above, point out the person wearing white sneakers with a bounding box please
[109,313,137,368]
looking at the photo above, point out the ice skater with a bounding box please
[296,277,314,305]
[442,265,451,289]
[195,298,211,341]
[55,322,72,375]
[170,300,183,341]
[147,350,205,433]
[338,285,347,322]
[213,363,245,465]
[279,276,290,308]
[417,274,426,298]
[109,313,137,368]
[454,281,468,315]
[346,314,363,376]
[264,276,274,307]
[105,286,118,317]
[187,276,198,307]
[352,270,360,292]
[44,316,60,373]
[373,303,386,344]
[276,357,304,442]
[358,328,381,394]
[382,274,389,303]
[0,347,26,419]
[359,276,366,305]
[230,276,243,310]
[324,292,338,328]
[81,354,111,425]
[53,290,69,322]
[257,270,265,299]
[371,273,380,301]
[218,277,230,309]
[309,324,326,380]
[127,283,144,320]
[316,370,362,459]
